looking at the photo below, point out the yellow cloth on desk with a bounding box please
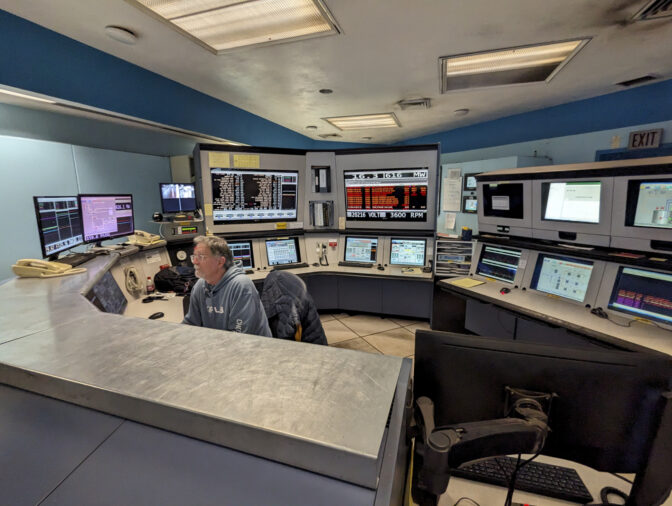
[448,277,485,288]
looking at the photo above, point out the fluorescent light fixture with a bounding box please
[440,39,589,92]
[133,0,340,53]
[323,113,400,131]
[0,89,56,104]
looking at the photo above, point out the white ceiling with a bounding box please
[2,0,672,145]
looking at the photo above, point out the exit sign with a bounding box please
[628,128,663,150]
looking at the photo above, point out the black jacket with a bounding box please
[260,271,327,345]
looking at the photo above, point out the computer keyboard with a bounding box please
[451,456,593,503]
[338,261,373,268]
[58,252,97,267]
[271,262,309,271]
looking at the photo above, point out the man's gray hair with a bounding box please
[194,235,234,268]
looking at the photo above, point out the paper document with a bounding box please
[448,278,485,288]
[444,212,456,230]
[442,178,462,212]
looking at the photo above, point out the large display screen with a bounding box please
[228,240,254,269]
[265,238,300,266]
[344,168,428,221]
[344,237,378,263]
[608,267,672,325]
[630,180,672,229]
[33,196,84,258]
[160,183,197,213]
[211,169,298,223]
[482,183,524,219]
[543,181,601,223]
[390,238,426,266]
[79,194,134,243]
[530,254,594,302]
[476,246,522,284]
[85,271,127,314]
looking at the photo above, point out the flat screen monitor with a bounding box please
[210,168,298,223]
[463,175,478,191]
[85,271,127,314]
[344,168,428,222]
[476,245,522,284]
[160,183,197,213]
[265,237,300,266]
[462,196,477,213]
[542,181,601,224]
[530,254,594,302]
[414,330,672,493]
[228,240,254,269]
[390,238,426,266]
[608,267,672,326]
[627,179,672,230]
[482,183,524,219]
[344,236,378,263]
[33,196,84,259]
[79,194,134,244]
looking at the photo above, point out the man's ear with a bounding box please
[217,256,227,270]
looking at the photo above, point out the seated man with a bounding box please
[183,235,272,337]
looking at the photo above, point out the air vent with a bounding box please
[318,133,342,139]
[397,98,431,110]
[633,0,672,20]
[617,75,659,87]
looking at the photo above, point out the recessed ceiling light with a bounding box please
[454,108,469,117]
[439,39,589,92]
[0,88,56,104]
[131,0,340,53]
[323,113,400,131]
[305,125,318,130]
[104,25,138,45]
[319,88,333,94]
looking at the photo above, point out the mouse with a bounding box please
[377,265,384,271]
[148,312,164,320]
[500,287,511,294]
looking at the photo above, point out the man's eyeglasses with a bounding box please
[190,254,213,262]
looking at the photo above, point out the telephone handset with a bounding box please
[128,230,162,246]
[12,259,86,278]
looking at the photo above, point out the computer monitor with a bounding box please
[630,179,672,230]
[477,180,533,238]
[84,271,127,314]
[160,183,197,214]
[463,175,478,191]
[228,240,254,269]
[414,331,672,504]
[265,237,301,266]
[33,196,84,259]
[607,266,672,329]
[542,181,601,223]
[79,194,134,244]
[210,168,298,223]
[462,196,477,213]
[475,245,522,284]
[390,238,426,266]
[344,168,428,222]
[529,253,594,303]
[344,236,378,263]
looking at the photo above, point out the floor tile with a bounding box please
[330,313,352,320]
[388,317,422,327]
[331,337,381,354]
[362,327,415,357]
[339,314,400,337]
[319,313,335,323]
[405,321,431,334]
[322,319,359,344]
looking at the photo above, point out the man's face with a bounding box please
[192,243,225,283]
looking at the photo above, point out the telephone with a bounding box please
[128,230,162,246]
[12,259,86,278]
[316,242,329,266]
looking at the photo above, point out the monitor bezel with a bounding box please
[265,237,302,266]
[477,180,533,237]
[389,237,427,267]
[78,193,135,244]
[159,182,198,214]
[343,236,379,264]
[32,195,84,259]
[227,239,255,269]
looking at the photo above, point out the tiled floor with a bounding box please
[320,312,431,370]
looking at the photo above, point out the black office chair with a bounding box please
[259,270,327,345]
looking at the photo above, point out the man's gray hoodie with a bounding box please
[183,265,272,337]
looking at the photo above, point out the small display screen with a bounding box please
[160,183,197,213]
[80,194,134,243]
[33,196,84,258]
[265,238,300,266]
[390,238,426,266]
[476,246,522,284]
[464,175,478,190]
[608,267,672,325]
[344,168,428,221]
[463,196,478,213]
[543,181,601,223]
[530,254,594,302]
[482,183,524,219]
[344,237,378,263]
[85,271,127,314]
[632,180,672,229]
[228,240,254,269]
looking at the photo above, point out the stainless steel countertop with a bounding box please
[0,254,403,488]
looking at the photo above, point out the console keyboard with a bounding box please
[338,261,374,268]
[271,262,309,271]
[58,252,97,267]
